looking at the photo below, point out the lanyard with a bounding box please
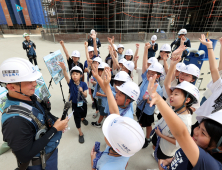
[120,105,130,116]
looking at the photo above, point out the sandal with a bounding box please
[92,112,99,119]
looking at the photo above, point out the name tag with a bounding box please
[77,101,83,107]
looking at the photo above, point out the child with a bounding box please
[117,44,124,61]
[147,57,158,68]
[22,33,38,67]
[59,63,88,144]
[122,61,135,78]
[59,40,84,81]
[136,42,163,149]
[148,35,158,58]
[147,74,222,170]
[90,69,144,169]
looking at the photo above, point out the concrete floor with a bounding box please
[0,34,220,170]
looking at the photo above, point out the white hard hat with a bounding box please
[176,63,186,72]
[98,62,106,69]
[170,81,199,104]
[103,62,110,68]
[0,57,42,83]
[178,29,187,35]
[90,29,95,34]
[119,58,127,64]
[23,33,29,37]
[196,110,222,124]
[148,62,164,74]
[147,57,158,64]
[160,44,171,52]
[113,71,132,82]
[71,50,80,58]
[125,49,134,56]
[97,48,99,52]
[102,114,145,157]
[151,35,157,41]
[116,81,140,101]
[181,64,200,78]
[93,57,102,64]
[118,44,124,49]
[113,44,117,51]
[70,66,83,74]
[88,46,94,52]
[123,61,134,72]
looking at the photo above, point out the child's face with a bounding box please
[125,55,132,61]
[193,122,211,149]
[98,69,103,77]
[169,89,190,108]
[72,56,79,63]
[114,81,124,92]
[147,63,151,68]
[89,51,94,58]
[146,70,160,80]
[92,61,99,67]
[25,36,30,41]
[179,72,194,83]
[118,48,124,54]
[175,70,180,79]
[115,90,130,106]
[119,63,123,69]
[71,72,81,82]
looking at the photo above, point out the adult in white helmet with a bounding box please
[59,40,84,81]
[117,44,125,62]
[148,35,158,58]
[171,28,191,60]
[88,29,101,51]
[147,75,222,170]
[1,58,68,169]
[137,42,164,149]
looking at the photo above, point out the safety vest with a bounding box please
[1,99,62,157]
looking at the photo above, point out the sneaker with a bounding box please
[92,102,96,109]
[82,119,88,126]
[92,112,99,119]
[91,121,102,128]
[79,134,84,143]
[151,151,155,158]
[142,138,151,149]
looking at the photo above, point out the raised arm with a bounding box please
[134,44,139,59]
[199,34,220,83]
[58,62,70,84]
[91,64,106,93]
[218,37,222,71]
[163,54,169,74]
[148,75,199,167]
[90,33,98,56]
[134,56,139,70]
[142,43,151,73]
[107,37,117,58]
[109,45,120,70]
[60,40,70,61]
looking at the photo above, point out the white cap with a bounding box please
[98,62,106,69]
[178,29,187,35]
[71,50,80,58]
[170,81,199,104]
[116,81,140,101]
[103,62,110,68]
[70,66,83,74]
[90,29,95,34]
[113,71,132,82]
[176,63,186,72]
[113,44,117,51]
[148,62,164,74]
[196,110,222,124]
[160,44,171,52]
[147,57,158,64]
[125,49,134,56]
[151,35,157,41]
[181,64,200,78]
[0,57,42,83]
[88,46,94,52]
[23,33,29,37]
[123,61,134,72]
[117,44,124,49]
[93,57,102,64]
[119,58,127,64]
[102,114,145,157]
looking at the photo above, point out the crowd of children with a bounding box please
[16,29,222,169]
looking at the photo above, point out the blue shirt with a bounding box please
[84,55,98,81]
[118,53,124,62]
[68,79,88,104]
[169,147,222,170]
[137,70,163,115]
[96,146,129,170]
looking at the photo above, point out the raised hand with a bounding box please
[58,62,66,70]
[199,34,212,48]
[84,41,88,47]
[145,42,151,50]
[107,37,112,44]
[91,64,99,78]
[59,40,64,45]
[90,32,97,39]
[134,56,139,61]
[219,37,222,45]
[136,43,140,48]
[147,75,161,107]
[103,67,111,87]
[181,36,186,42]
[111,36,115,42]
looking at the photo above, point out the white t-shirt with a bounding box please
[159,59,170,87]
[196,77,222,122]
[155,113,192,157]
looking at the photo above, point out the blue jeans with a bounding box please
[27,149,58,170]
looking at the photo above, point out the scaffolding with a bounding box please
[41,0,222,34]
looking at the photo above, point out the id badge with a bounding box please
[77,101,83,107]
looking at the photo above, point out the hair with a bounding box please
[114,80,125,86]
[71,70,82,75]
[180,89,195,115]
[201,119,222,163]
[124,55,133,61]
[105,54,113,68]
[128,70,131,76]
[156,72,161,76]
[192,75,197,81]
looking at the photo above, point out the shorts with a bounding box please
[151,133,173,160]
[72,102,87,118]
[136,107,154,127]
[98,106,108,116]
